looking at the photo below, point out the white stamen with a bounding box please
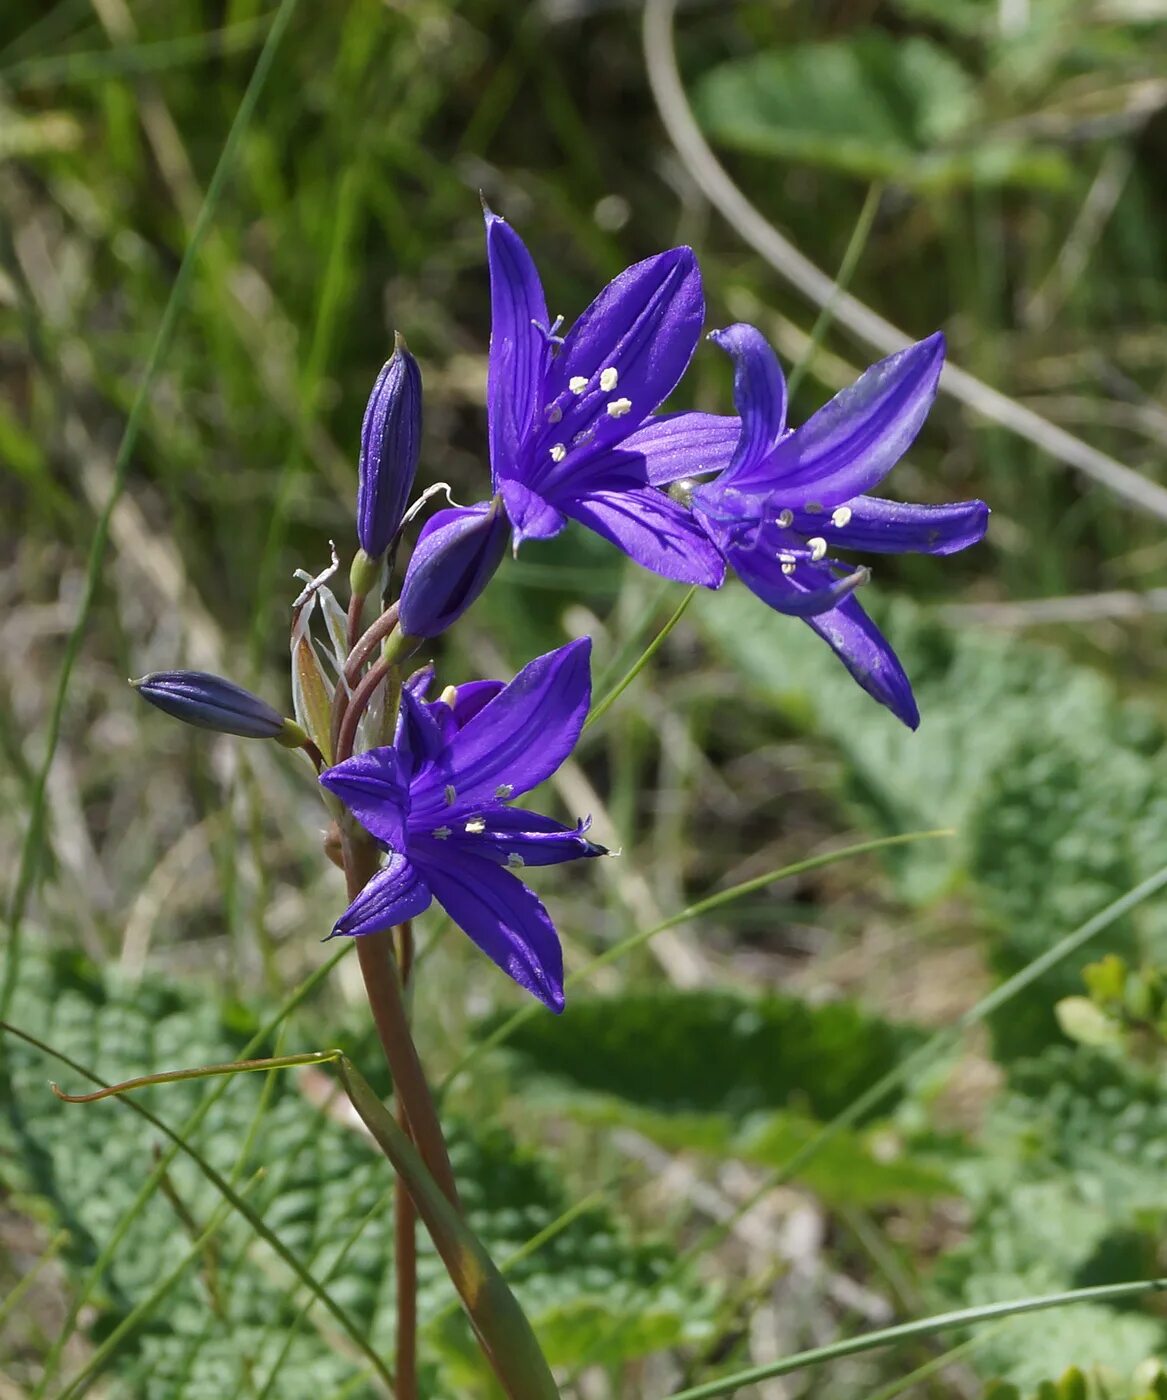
[444,784,456,805]
[545,404,563,424]
[506,852,525,869]
[569,376,588,395]
[439,684,458,706]
[572,426,596,447]
[776,508,794,529]
[465,817,486,834]
[808,537,828,562]
[432,826,451,839]
[494,783,514,799]
[599,366,619,392]
[778,552,797,565]
[831,506,852,528]
[606,397,632,419]
[781,562,796,575]
[549,442,567,463]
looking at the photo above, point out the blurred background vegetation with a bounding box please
[2,0,1167,1396]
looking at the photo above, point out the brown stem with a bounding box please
[335,656,391,766]
[394,917,418,1400]
[347,590,365,650]
[345,840,460,1209]
[345,602,401,685]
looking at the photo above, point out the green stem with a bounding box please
[585,584,697,730]
[666,1279,1167,1400]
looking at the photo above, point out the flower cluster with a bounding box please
[134,204,987,1010]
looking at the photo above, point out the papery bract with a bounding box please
[320,639,604,1010]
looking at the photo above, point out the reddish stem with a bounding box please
[345,602,401,685]
[335,656,391,766]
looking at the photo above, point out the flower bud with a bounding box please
[356,333,422,560]
[398,500,509,639]
[131,670,305,745]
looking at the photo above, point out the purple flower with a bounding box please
[132,670,297,741]
[356,335,423,560]
[676,324,988,730]
[320,639,605,1011]
[398,499,510,638]
[481,208,734,587]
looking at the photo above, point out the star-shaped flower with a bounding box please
[320,639,604,1011]
[482,208,733,586]
[671,323,988,729]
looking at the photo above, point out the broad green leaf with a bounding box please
[696,589,1167,1060]
[939,1045,1167,1389]
[692,33,1070,189]
[474,989,946,1205]
[0,951,711,1396]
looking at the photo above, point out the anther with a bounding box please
[805,501,824,514]
[506,852,525,869]
[465,816,486,834]
[494,783,514,799]
[549,443,567,463]
[444,784,457,805]
[808,537,828,562]
[776,508,794,528]
[781,562,796,575]
[545,404,563,424]
[569,376,588,395]
[831,506,852,528]
[432,826,451,839]
[599,366,619,392]
[572,426,596,447]
[606,397,632,419]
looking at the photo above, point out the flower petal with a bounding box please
[801,495,989,556]
[410,638,591,820]
[330,853,432,938]
[498,477,568,546]
[805,594,920,729]
[708,323,788,490]
[759,333,946,508]
[448,680,505,729]
[485,211,551,485]
[320,747,411,849]
[702,509,868,617]
[418,847,565,1011]
[396,685,449,775]
[529,249,703,479]
[562,487,726,586]
[422,808,606,869]
[577,411,740,488]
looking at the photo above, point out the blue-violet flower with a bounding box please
[320,638,605,1010]
[677,323,988,729]
[481,208,736,585]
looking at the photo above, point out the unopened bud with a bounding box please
[131,670,303,744]
[398,500,509,639]
[356,334,422,560]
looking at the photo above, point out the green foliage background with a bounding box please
[2,0,1166,1396]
